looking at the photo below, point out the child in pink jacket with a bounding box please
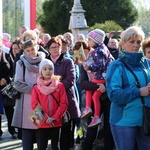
[31,59,68,150]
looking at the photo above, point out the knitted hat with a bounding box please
[88,29,105,44]
[39,59,54,75]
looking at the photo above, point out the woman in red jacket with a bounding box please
[31,59,68,150]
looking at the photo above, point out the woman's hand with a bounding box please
[83,64,89,71]
[0,78,7,86]
[140,86,150,96]
[97,83,106,93]
[46,117,55,125]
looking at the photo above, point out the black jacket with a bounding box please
[0,51,12,90]
[80,64,99,91]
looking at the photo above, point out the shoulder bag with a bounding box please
[1,61,25,100]
[51,93,70,124]
[120,59,150,136]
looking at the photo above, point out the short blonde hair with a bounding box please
[22,30,37,42]
[120,26,145,43]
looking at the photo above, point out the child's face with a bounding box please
[41,65,53,80]
[88,38,96,48]
[145,47,150,59]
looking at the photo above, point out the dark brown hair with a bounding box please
[47,37,62,49]
[142,37,150,55]
[73,41,90,51]
[23,40,36,50]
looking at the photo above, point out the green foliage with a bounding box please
[139,10,150,38]
[36,0,45,26]
[2,0,139,40]
[89,21,123,33]
[132,1,150,38]
[40,0,138,36]
[3,0,24,40]
[39,0,73,36]
[81,0,138,29]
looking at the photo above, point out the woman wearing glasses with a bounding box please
[47,37,81,150]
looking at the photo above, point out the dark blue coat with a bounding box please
[49,53,81,119]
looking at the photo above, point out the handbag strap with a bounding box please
[22,60,25,81]
[51,93,60,106]
[120,59,145,105]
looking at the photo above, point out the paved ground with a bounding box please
[0,115,23,150]
[0,115,82,150]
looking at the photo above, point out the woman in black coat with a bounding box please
[0,47,17,139]
[80,65,114,150]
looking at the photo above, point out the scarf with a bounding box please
[37,76,58,95]
[20,51,45,73]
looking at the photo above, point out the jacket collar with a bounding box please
[119,49,143,66]
[49,53,64,64]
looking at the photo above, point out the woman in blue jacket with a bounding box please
[106,26,150,150]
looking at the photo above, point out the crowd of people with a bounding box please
[0,24,150,150]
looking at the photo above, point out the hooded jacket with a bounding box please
[106,50,150,126]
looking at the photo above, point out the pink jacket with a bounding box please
[31,82,68,128]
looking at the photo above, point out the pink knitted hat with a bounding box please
[88,29,105,44]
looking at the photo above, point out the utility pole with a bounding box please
[24,0,36,29]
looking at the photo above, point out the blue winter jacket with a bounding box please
[106,50,150,127]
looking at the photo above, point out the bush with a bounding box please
[89,21,123,33]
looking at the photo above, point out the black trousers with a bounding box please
[36,128,60,150]
[82,99,114,150]
[0,116,3,136]
[60,119,73,150]
[0,105,16,136]
[4,105,16,135]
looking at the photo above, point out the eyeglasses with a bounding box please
[49,45,60,50]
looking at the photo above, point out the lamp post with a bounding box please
[69,0,89,42]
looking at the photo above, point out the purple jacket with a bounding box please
[88,43,113,80]
[49,53,81,119]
